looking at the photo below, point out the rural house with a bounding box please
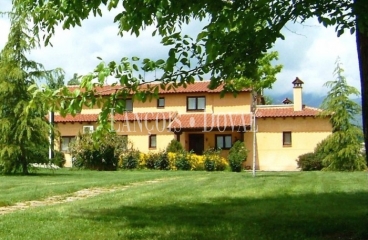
[55,78,332,170]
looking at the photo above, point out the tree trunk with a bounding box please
[21,157,28,175]
[355,1,368,164]
[20,146,28,175]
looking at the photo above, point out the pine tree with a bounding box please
[319,59,367,171]
[0,8,54,174]
[67,73,80,86]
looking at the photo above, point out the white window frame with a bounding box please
[83,125,94,134]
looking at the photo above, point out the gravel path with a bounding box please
[0,179,163,215]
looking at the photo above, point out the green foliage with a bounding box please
[174,151,191,170]
[70,133,128,171]
[154,151,170,170]
[46,72,65,90]
[52,150,66,168]
[166,139,184,153]
[318,60,367,171]
[203,148,226,171]
[228,141,247,172]
[321,130,366,171]
[119,149,140,170]
[145,153,158,170]
[0,8,60,174]
[67,73,80,86]
[296,152,323,171]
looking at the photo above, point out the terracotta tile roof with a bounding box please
[68,81,251,96]
[256,106,322,118]
[157,81,251,94]
[54,114,98,123]
[54,112,177,123]
[168,113,252,131]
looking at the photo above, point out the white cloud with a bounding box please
[271,18,359,96]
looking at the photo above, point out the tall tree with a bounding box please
[46,72,65,90]
[0,7,57,174]
[67,73,80,86]
[319,59,366,171]
[14,0,368,161]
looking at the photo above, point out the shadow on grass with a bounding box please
[72,192,368,240]
[3,172,72,177]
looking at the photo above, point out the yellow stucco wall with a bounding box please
[134,92,251,114]
[69,92,251,115]
[244,117,332,171]
[211,92,251,113]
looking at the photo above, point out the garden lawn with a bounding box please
[0,170,367,240]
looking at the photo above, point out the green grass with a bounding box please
[0,170,368,240]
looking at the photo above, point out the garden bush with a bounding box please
[137,152,148,169]
[173,151,191,170]
[144,152,158,169]
[52,150,66,167]
[228,141,248,172]
[203,148,228,171]
[188,153,205,171]
[70,132,128,171]
[119,149,228,171]
[296,152,323,171]
[166,139,184,153]
[154,151,171,170]
[119,149,140,169]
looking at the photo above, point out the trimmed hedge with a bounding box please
[296,152,323,171]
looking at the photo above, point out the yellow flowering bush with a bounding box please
[119,148,227,171]
[167,152,178,170]
[188,153,205,171]
[203,148,229,171]
[138,152,148,169]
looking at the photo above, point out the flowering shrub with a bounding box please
[188,153,205,171]
[138,152,148,169]
[203,148,228,171]
[118,148,227,171]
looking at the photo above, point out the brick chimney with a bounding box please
[292,77,304,111]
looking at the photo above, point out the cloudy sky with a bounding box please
[0,1,361,98]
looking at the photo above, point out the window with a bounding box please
[157,97,165,108]
[187,96,206,111]
[283,132,292,146]
[216,135,232,150]
[125,99,133,112]
[83,125,94,134]
[149,135,157,148]
[61,136,75,152]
